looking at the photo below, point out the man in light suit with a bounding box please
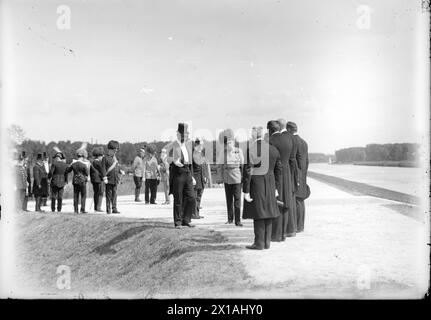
[169,123,196,228]
[287,122,310,232]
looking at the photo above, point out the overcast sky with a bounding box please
[1,0,428,153]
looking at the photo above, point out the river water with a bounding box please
[308,163,427,197]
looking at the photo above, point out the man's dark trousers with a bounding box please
[253,218,273,249]
[224,183,241,224]
[145,179,158,204]
[51,185,65,212]
[92,182,103,211]
[73,183,86,212]
[172,167,195,226]
[133,176,142,201]
[105,184,118,213]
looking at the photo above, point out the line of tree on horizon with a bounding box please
[334,143,420,164]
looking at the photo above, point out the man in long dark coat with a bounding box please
[169,123,196,228]
[32,153,49,212]
[192,138,208,219]
[287,122,310,232]
[266,119,297,240]
[243,126,282,250]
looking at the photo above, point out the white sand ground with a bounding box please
[26,178,429,299]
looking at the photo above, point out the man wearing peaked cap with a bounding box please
[170,123,196,228]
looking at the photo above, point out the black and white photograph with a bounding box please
[0,0,429,305]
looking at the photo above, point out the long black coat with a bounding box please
[32,162,48,197]
[90,158,103,183]
[268,131,296,211]
[294,135,310,199]
[242,139,282,220]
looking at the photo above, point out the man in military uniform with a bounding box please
[169,123,196,228]
[287,122,310,232]
[49,150,68,212]
[101,140,122,214]
[14,151,28,212]
[90,147,105,212]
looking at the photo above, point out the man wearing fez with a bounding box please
[287,122,310,232]
[101,140,122,214]
[90,147,105,212]
[170,123,196,228]
[48,149,68,212]
[33,152,49,212]
[242,126,282,250]
[271,118,298,239]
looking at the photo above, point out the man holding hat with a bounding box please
[48,149,68,212]
[287,122,310,232]
[101,140,122,214]
[169,123,196,228]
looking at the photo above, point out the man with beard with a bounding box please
[169,123,196,228]
[287,122,310,232]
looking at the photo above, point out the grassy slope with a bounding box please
[14,213,251,298]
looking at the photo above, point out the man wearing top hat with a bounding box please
[49,150,69,212]
[169,123,196,228]
[101,140,122,214]
[287,121,310,232]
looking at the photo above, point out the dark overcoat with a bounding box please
[294,135,310,199]
[268,131,296,211]
[100,155,121,185]
[32,161,48,197]
[49,161,69,188]
[90,158,103,184]
[242,139,282,220]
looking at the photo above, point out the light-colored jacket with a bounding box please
[217,147,244,185]
[132,156,145,177]
[145,156,160,179]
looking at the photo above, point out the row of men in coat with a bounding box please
[167,121,309,250]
